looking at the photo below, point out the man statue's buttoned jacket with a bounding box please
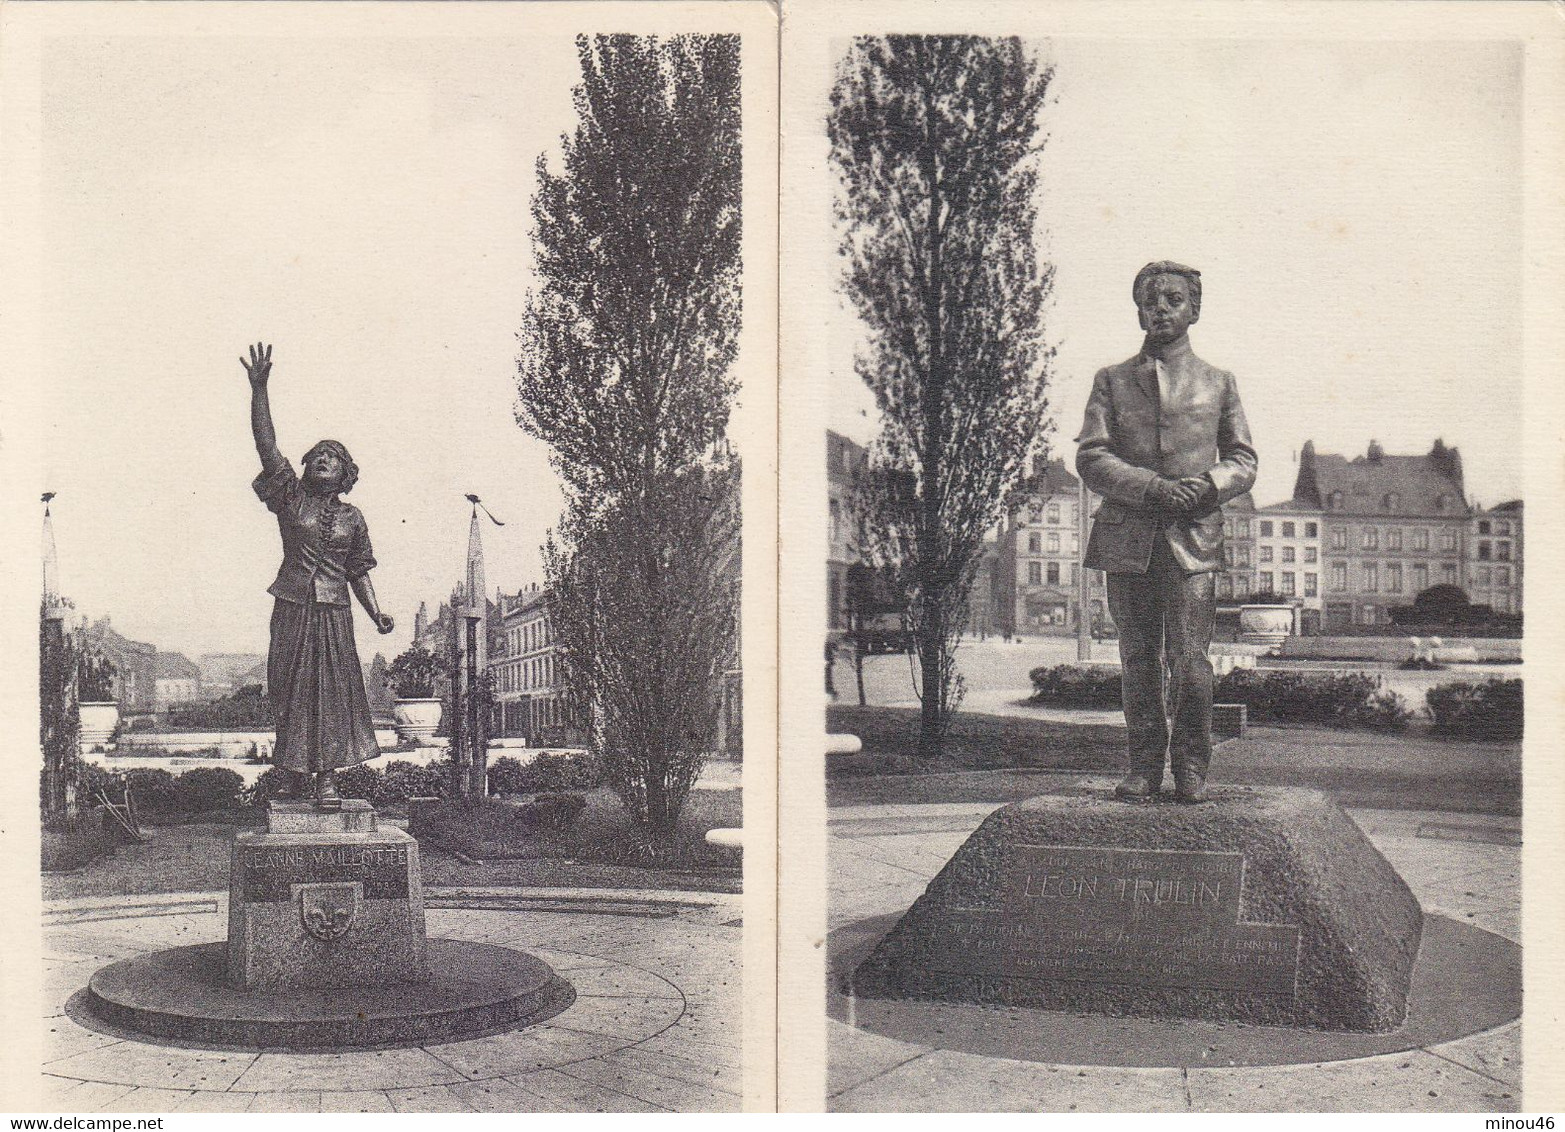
[1076,339,1257,575]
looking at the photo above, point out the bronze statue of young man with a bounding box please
[1076,264,1257,803]
[241,343,395,809]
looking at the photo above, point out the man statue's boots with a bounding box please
[1114,756,1165,803]
[1173,751,1210,804]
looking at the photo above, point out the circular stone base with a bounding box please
[78,938,574,1050]
[832,913,1519,1068]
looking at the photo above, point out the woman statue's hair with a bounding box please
[302,439,360,494]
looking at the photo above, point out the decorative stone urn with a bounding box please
[393,697,443,742]
[78,701,120,748]
[1238,604,1294,648]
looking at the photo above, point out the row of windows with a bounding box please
[1324,490,1455,513]
[496,652,559,694]
[1254,571,1317,598]
[1023,501,1080,527]
[1254,520,1319,539]
[1256,545,1317,565]
[501,617,553,660]
[1025,561,1076,586]
[1329,526,1458,552]
[1328,561,1474,593]
[1473,565,1518,588]
[1475,540,1513,562]
[1026,532,1079,555]
[1476,520,1514,536]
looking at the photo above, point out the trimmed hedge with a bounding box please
[249,759,454,812]
[1426,678,1523,740]
[488,751,605,795]
[1027,665,1122,708]
[1028,664,1412,732]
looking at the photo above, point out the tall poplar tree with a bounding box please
[829,36,1055,758]
[517,34,741,856]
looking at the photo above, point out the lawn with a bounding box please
[827,704,1520,816]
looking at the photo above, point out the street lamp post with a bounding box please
[1076,478,1092,662]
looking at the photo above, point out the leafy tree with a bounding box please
[516,34,741,857]
[829,36,1055,757]
[39,613,80,820]
[366,652,395,718]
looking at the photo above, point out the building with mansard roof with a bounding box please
[153,651,203,710]
[1288,439,1471,631]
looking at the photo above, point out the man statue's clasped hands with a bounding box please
[1146,474,1217,516]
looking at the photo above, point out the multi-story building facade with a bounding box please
[492,584,579,747]
[1253,500,1324,633]
[1467,501,1523,616]
[1290,439,1470,631]
[1217,492,1257,607]
[827,430,868,632]
[995,457,1108,636]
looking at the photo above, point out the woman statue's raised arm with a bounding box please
[242,342,287,476]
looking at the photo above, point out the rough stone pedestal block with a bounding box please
[852,783,1424,1032]
[227,801,427,990]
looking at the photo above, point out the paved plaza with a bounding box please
[39,888,742,1113]
[828,799,1521,1112]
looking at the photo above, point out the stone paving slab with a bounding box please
[1186,1049,1518,1112]
[504,1067,668,1112]
[1427,1023,1523,1088]
[228,1046,465,1093]
[832,1049,1190,1113]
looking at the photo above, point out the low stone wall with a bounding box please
[1280,636,1522,664]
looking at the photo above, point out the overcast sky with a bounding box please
[36,35,615,659]
[829,38,1524,515]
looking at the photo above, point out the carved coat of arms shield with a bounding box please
[298,881,363,942]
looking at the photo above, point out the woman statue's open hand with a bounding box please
[242,342,272,386]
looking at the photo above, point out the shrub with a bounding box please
[1427,678,1523,740]
[1343,687,1414,733]
[487,755,528,797]
[125,768,180,813]
[334,763,382,802]
[247,766,297,807]
[1214,668,1396,728]
[166,687,272,731]
[1028,664,1410,731]
[374,760,452,810]
[389,644,440,699]
[519,751,605,793]
[73,762,124,805]
[1028,665,1123,708]
[172,766,246,813]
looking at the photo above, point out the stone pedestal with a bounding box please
[852,782,1425,1032]
[226,801,428,990]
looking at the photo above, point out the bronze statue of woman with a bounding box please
[242,342,394,808]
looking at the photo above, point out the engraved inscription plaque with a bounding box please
[240,842,410,902]
[937,845,1299,994]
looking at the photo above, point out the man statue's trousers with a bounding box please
[1105,534,1218,788]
